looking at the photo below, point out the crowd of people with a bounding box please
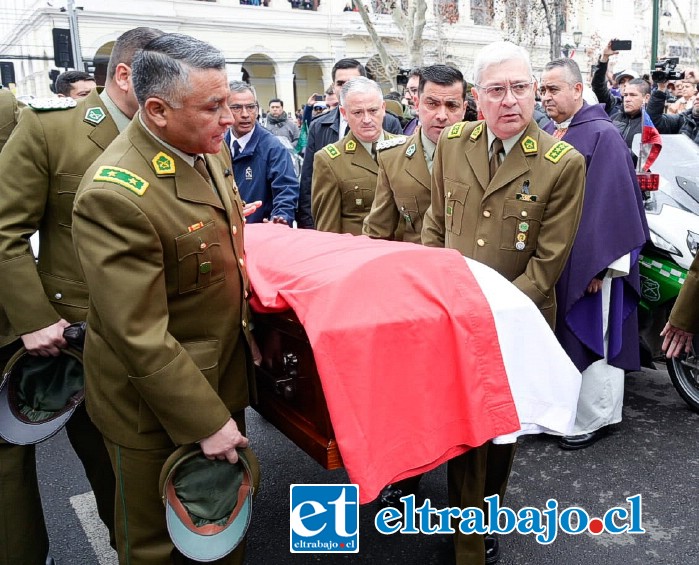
[1,28,699,565]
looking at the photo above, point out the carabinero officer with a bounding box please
[0,27,163,565]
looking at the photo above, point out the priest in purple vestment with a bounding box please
[540,58,649,450]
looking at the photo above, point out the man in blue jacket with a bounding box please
[226,81,299,224]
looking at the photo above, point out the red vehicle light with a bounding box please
[637,172,659,191]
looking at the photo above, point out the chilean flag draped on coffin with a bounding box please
[244,225,580,503]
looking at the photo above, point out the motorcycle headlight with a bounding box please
[687,230,699,257]
[650,231,681,256]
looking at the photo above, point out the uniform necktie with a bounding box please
[553,127,568,139]
[343,124,350,137]
[489,138,504,181]
[232,140,241,158]
[193,156,212,184]
[371,141,377,161]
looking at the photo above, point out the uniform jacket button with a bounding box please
[483,210,491,218]
[54,293,62,300]
[238,257,245,267]
[477,238,485,247]
[521,210,528,217]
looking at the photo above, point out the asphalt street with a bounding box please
[36,363,698,565]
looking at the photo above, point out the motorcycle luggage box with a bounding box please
[251,310,342,470]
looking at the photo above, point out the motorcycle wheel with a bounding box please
[667,334,699,413]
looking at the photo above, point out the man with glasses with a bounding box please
[297,58,402,228]
[226,81,299,225]
[540,58,648,451]
[422,41,586,565]
[402,67,422,135]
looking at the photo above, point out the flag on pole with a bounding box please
[640,106,662,171]
[296,121,308,155]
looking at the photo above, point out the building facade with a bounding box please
[1,0,697,106]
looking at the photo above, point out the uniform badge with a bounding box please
[518,222,529,232]
[323,144,340,159]
[152,151,176,176]
[515,179,537,201]
[94,166,149,196]
[84,107,106,125]
[188,221,204,233]
[245,166,253,181]
[28,97,77,111]
[405,143,417,158]
[355,198,363,207]
[345,139,357,153]
[516,233,527,242]
[520,136,538,154]
[468,122,483,141]
[515,241,526,251]
[199,261,212,274]
[545,141,573,163]
[376,136,407,151]
[448,122,467,139]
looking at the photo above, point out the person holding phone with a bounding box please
[591,39,637,118]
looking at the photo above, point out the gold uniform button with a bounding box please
[238,257,245,267]
[232,226,238,235]
[477,238,485,247]
[521,210,528,218]
[483,210,491,218]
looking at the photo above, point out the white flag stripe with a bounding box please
[465,258,582,442]
[69,491,118,565]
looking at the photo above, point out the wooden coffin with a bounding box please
[251,311,343,470]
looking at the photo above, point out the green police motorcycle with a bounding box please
[637,135,699,412]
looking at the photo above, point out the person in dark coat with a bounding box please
[540,58,649,450]
[296,58,402,228]
[647,78,699,145]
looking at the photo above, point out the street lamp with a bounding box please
[573,31,583,48]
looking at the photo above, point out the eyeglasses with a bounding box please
[476,81,534,102]
[228,103,259,114]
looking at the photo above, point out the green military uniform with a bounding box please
[422,119,585,565]
[72,116,254,565]
[0,88,20,154]
[0,89,117,565]
[363,128,431,243]
[669,251,699,332]
[312,131,394,235]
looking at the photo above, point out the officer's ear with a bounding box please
[143,97,169,128]
[113,63,131,95]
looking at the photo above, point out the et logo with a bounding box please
[290,484,359,553]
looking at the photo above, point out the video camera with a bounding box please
[396,68,411,87]
[652,57,685,82]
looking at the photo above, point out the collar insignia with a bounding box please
[521,136,538,154]
[84,106,106,125]
[152,152,176,176]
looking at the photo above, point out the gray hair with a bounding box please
[339,76,383,106]
[542,58,583,85]
[473,41,533,86]
[229,80,257,100]
[132,33,226,107]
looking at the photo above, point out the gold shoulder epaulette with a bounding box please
[93,166,149,196]
[544,141,574,164]
[323,144,341,159]
[447,122,468,139]
[28,97,77,112]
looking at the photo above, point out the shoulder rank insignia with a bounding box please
[405,143,417,157]
[152,151,176,176]
[323,144,341,159]
[84,106,106,125]
[544,141,573,164]
[468,122,483,141]
[520,136,538,154]
[28,97,77,112]
[345,139,357,153]
[447,122,467,139]
[376,136,407,151]
[93,166,149,196]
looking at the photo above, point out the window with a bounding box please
[436,0,459,24]
[470,0,493,26]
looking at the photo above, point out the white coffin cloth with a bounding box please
[464,258,582,443]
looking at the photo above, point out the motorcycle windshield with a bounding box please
[634,134,699,214]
